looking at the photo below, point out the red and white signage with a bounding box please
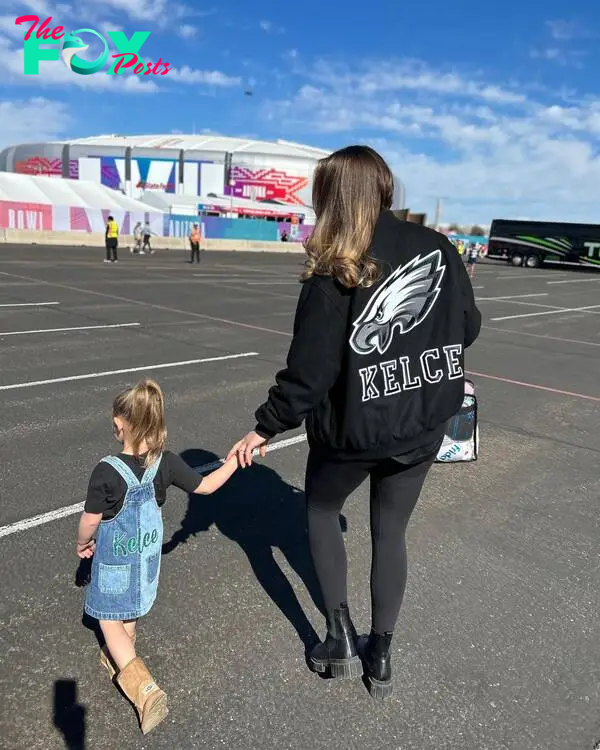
[0,201,53,231]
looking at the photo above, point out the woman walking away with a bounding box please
[77,379,238,733]
[228,146,481,699]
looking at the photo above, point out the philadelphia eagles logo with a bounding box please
[349,249,446,356]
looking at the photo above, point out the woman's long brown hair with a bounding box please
[113,379,166,467]
[302,145,394,288]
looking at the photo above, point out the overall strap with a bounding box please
[141,453,163,486]
[101,456,141,490]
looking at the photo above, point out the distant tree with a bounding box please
[448,223,462,233]
[470,225,486,236]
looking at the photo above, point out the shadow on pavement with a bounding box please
[53,679,86,750]
[163,449,346,651]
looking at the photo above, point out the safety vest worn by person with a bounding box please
[190,226,201,243]
[106,220,119,238]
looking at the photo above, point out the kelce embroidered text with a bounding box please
[113,529,159,556]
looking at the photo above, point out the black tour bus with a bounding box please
[487,219,600,270]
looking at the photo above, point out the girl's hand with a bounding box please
[76,540,96,559]
[227,431,268,468]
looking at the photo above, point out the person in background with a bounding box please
[105,216,119,263]
[131,222,144,254]
[281,230,289,242]
[142,221,154,254]
[189,223,201,263]
[228,145,481,700]
[467,243,480,278]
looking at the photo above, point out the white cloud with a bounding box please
[306,59,527,105]
[546,19,585,41]
[530,47,586,68]
[168,65,240,86]
[0,97,71,148]
[0,16,27,37]
[259,20,272,32]
[264,58,600,224]
[178,23,197,38]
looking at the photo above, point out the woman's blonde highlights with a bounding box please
[302,146,395,289]
[113,378,166,467]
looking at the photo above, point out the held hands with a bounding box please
[227,431,269,468]
[76,539,96,559]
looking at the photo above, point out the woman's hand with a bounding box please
[227,431,269,468]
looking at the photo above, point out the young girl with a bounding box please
[76,378,238,734]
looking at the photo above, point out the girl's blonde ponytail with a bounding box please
[113,378,167,467]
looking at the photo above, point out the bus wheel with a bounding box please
[511,253,524,267]
[525,254,541,269]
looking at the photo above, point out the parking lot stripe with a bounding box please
[0,270,292,337]
[490,305,600,321]
[547,278,600,285]
[468,370,600,403]
[0,433,307,539]
[0,301,59,307]
[0,323,140,337]
[476,293,548,301]
[482,326,600,348]
[0,352,258,391]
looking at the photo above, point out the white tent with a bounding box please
[0,172,163,213]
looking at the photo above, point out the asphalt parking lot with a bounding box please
[0,244,598,750]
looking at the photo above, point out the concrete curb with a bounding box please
[0,229,305,254]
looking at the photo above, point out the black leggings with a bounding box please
[305,451,434,634]
[190,242,200,262]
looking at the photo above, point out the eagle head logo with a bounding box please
[349,249,446,356]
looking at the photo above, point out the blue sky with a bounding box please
[0,0,599,225]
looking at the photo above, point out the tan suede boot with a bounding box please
[100,632,136,680]
[117,657,168,735]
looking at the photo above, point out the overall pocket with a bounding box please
[98,563,131,595]
[146,552,160,584]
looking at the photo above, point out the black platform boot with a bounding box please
[357,629,394,700]
[309,603,362,679]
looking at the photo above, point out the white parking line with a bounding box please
[483,326,600,348]
[0,301,59,307]
[476,293,548,301]
[0,322,140,337]
[491,305,600,322]
[0,433,308,539]
[246,281,300,286]
[495,273,567,280]
[547,278,600,285]
[0,352,258,391]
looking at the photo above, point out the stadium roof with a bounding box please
[0,172,159,212]
[62,135,331,159]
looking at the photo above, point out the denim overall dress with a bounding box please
[85,454,163,621]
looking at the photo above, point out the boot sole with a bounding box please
[140,690,168,735]
[365,675,393,700]
[310,655,363,679]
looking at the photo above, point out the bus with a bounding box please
[487,219,600,270]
